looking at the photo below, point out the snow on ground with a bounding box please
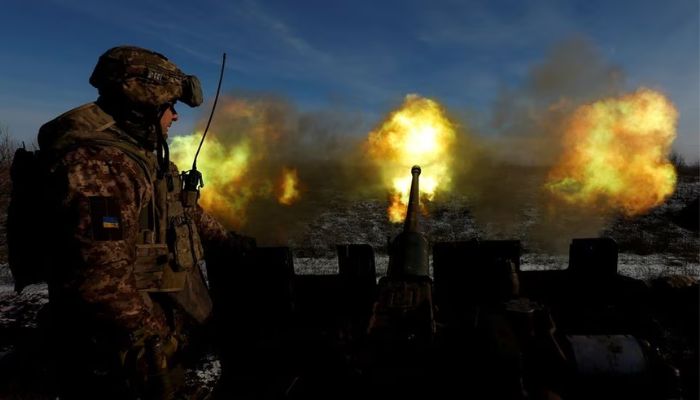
[0,264,47,329]
[293,253,700,281]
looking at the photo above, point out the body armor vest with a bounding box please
[134,165,205,293]
[39,102,213,324]
[133,163,213,324]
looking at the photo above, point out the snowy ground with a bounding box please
[293,252,700,280]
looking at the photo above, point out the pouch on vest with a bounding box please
[7,147,51,293]
[168,216,204,272]
[134,244,187,292]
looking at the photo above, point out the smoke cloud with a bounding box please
[453,37,629,252]
[173,37,668,254]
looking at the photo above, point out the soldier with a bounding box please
[34,46,247,399]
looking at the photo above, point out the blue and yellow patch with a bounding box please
[89,196,123,241]
[102,216,120,229]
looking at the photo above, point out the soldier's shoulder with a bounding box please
[40,102,115,135]
[60,145,153,186]
[38,103,118,151]
[62,144,133,162]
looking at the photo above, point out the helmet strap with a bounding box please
[156,109,174,191]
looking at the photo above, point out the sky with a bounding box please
[1,0,698,162]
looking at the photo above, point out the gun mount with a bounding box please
[367,165,434,343]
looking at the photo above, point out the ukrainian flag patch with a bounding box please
[102,216,120,229]
[89,196,123,241]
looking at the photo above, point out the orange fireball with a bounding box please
[366,94,457,222]
[546,88,678,216]
[169,97,302,228]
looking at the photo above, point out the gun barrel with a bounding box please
[387,165,429,278]
[403,166,421,233]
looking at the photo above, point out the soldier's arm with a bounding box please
[191,206,229,244]
[167,161,254,268]
[190,205,256,252]
[58,146,169,343]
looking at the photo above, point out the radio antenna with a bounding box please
[192,52,226,171]
[181,52,226,207]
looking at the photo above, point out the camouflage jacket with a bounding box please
[37,102,230,346]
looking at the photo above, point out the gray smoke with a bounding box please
[454,37,627,252]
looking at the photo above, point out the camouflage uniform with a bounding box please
[35,47,236,400]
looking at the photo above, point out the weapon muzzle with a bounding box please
[404,165,421,233]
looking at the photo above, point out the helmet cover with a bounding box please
[89,46,203,108]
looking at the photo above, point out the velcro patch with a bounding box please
[89,196,123,241]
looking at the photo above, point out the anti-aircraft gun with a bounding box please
[359,165,440,396]
[207,166,690,400]
[367,165,435,343]
[361,165,564,398]
[358,167,685,399]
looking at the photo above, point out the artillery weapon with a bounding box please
[367,166,435,345]
[207,166,689,400]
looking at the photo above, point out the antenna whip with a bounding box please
[181,52,226,207]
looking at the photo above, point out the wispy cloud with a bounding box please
[240,0,333,65]
[416,1,577,50]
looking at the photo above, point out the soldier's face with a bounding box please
[160,103,178,138]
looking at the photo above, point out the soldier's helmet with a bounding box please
[89,46,203,109]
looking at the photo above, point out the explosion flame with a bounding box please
[170,133,263,228]
[365,94,457,222]
[546,88,678,216]
[277,167,301,206]
[169,98,302,228]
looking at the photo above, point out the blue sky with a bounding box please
[1,0,698,161]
